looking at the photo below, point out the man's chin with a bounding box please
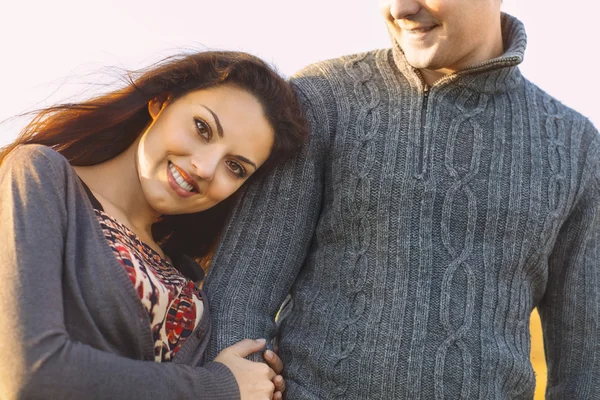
[399,45,438,69]
[403,55,436,71]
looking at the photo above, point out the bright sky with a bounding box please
[1,1,598,146]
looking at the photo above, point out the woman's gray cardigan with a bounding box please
[0,145,239,400]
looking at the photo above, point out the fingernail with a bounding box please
[265,350,273,359]
[256,338,267,344]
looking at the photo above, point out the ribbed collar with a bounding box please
[392,13,527,94]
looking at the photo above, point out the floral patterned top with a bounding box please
[80,179,204,362]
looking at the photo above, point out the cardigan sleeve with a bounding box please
[0,146,239,400]
[203,77,332,361]
[539,125,600,399]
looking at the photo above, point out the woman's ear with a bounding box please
[148,94,170,120]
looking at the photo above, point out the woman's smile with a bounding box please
[167,161,199,198]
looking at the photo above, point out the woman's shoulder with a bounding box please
[3,144,72,179]
[6,144,68,166]
[0,144,77,203]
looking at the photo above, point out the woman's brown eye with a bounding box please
[226,161,247,178]
[194,117,212,141]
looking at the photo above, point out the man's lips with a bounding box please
[396,21,439,34]
[405,26,436,33]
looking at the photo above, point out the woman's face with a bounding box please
[137,84,274,215]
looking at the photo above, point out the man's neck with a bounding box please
[418,27,505,87]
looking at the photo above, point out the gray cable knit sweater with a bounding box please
[205,14,600,399]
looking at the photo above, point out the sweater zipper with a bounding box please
[409,54,521,179]
[415,83,430,179]
[422,85,430,118]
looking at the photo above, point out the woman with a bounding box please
[0,51,307,399]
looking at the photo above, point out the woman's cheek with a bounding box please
[213,179,242,202]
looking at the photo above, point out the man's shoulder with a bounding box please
[524,79,596,131]
[524,79,600,177]
[288,48,394,112]
[290,48,391,89]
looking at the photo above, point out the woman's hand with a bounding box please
[264,349,285,400]
[215,339,276,400]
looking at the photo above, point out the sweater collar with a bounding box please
[392,13,527,94]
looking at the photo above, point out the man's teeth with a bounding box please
[169,163,194,192]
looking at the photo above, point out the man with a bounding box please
[205,1,600,398]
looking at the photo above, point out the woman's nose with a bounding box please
[190,155,219,181]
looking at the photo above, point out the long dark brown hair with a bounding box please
[0,51,308,268]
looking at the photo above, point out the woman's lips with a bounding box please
[167,162,198,198]
[170,162,199,192]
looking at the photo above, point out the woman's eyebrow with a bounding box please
[235,155,257,171]
[201,105,223,138]
[200,104,258,171]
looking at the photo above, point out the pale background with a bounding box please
[1,0,598,397]
[1,1,599,146]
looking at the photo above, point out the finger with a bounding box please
[267,365,277,380]
[272,391,283,400]
[226,338,267,358]
[264,349,284,374]
[273,375,286,393]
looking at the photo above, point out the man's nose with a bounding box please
[387,0,421,20]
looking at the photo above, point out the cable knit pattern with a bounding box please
[434,91,487,399]
[324,53,380,398]
[204,14,600,399]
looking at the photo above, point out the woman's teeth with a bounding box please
[169,163,195,192]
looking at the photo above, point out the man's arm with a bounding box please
[539,125,600,399]
[204,76,333,361]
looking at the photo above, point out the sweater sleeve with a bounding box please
[539,127,600,399]
[0,146,239,400]
[203,77,332,360]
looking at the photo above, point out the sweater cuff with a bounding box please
[203,361,240,400]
